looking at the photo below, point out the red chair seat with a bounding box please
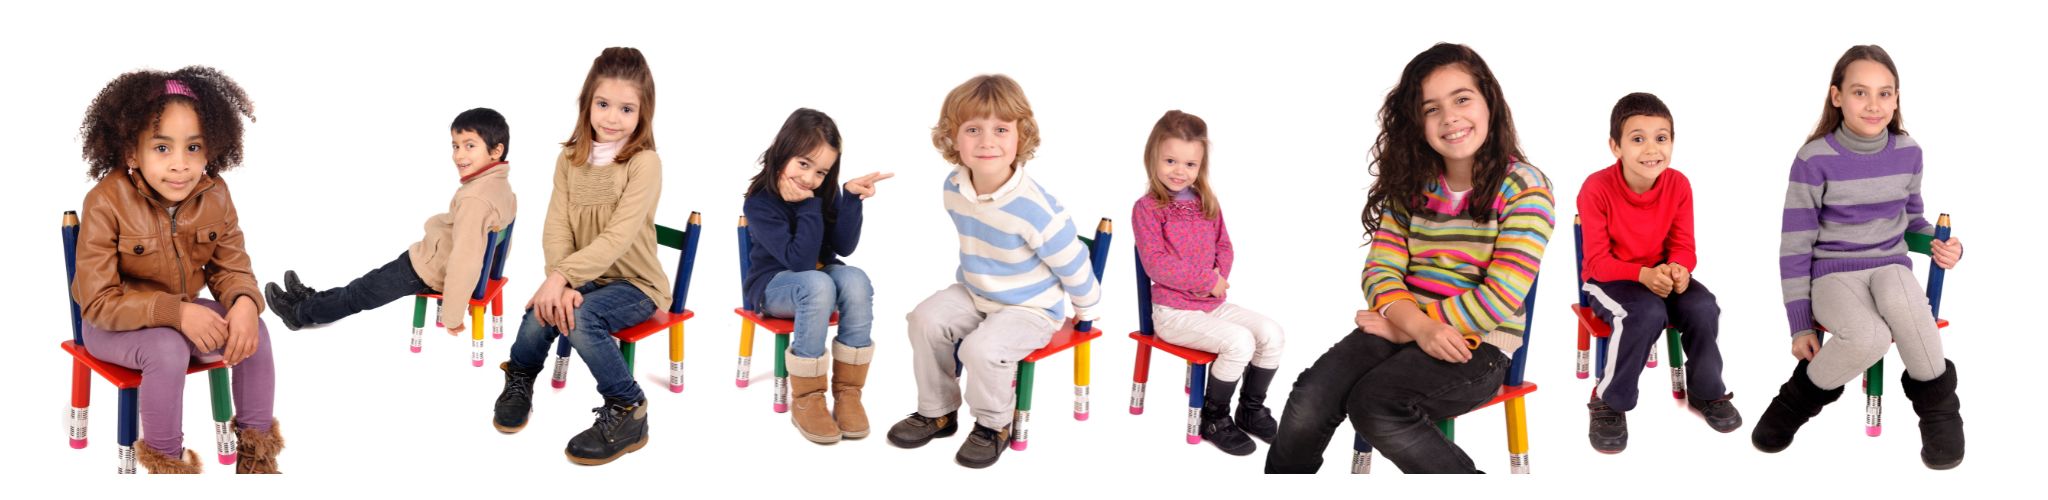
[612,309,697,343]
[60,341,225,389]
[732,308,838,335]
[1024,319,1102,363]
[1573,304,1683,338]
[1128,333,1218,365]
[417,278,509,307]
[1473,382,1539,412]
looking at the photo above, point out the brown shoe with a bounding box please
[235,419,284,474]
[832,343,874,439]
[136,445,203,474]
[788,351,840,444]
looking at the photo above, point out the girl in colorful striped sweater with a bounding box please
[1753,45,1967,470]
[1131,110,1285,457]
[1266,43,1554,474]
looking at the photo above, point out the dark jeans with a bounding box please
[297,251,434,326]
[1584,278,1725,410]
[1265,329,1509,474]
[507,280,657,402]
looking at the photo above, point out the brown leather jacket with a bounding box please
[71,169,262,332]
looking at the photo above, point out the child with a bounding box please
[1130,110,1285,456]
[1755,45,1966,470]
[491,47,668,466]
[72,66,283,473]
[1265,43,1554,474]
[1577,93,1739,454]
[888,74,1103,469]
[262,108,516,338]
[742,108,893,444]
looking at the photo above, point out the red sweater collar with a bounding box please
[460,161,508,184]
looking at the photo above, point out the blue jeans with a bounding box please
[760,265,874,359]
[297,251,433,326]
[507,281,655,401]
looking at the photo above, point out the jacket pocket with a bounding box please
[116,235,164,279]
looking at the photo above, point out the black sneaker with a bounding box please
[565,397,649,465]
[494,362,539,433]
[262,283,304,331]
[282,270,316,297]
[886,411,958,449]
[1688,394,1743,433]
[1588,396,1629,454]
[954,423,1011,469]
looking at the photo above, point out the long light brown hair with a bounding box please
[1806,45,1907,143]
[1142,110,1219,219]
[561,47,657,166]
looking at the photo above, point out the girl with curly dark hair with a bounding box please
[70,66,283,473]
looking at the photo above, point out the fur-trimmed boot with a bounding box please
[788,350,840,444]
[1901,359,1964,470]
[136,445,203,474]
[1751,360,1845,453]
[235,419,284,474]
[832,343,874,439]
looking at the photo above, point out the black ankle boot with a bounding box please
[1901,359,1964,470]
[1751,360,1844,453]
[262,282,304,331]
[565,396,649,465]
[1235,366,1279,443]
[493,362,540,433]
[282,270,316,297]
[1200,374,1255,456]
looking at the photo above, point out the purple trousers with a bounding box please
[81,298,275,456]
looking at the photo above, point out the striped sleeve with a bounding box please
[1031,198,1102,321]
[1362,204,1417,310]
[1419,166,1554,335]
[1780,156,1824,337]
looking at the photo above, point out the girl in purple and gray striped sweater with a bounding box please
[1754,45,1968,470]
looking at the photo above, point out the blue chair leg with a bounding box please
[116,387,139,474]
[550,335,573,389]
[1186,363,1207,445]
[1352,432,1374,474]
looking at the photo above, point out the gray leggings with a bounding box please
[1806,264,1946,389]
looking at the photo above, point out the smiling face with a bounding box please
[954,115,1019,176]
[1418,65,1490,171]
[1151,137,1204,193]
[1608,114,1673,192]
[780,143,839,198]
[129,101,206,203]
[1830,59,1899,139]
[589,77,641,144]
[451,129,503,178]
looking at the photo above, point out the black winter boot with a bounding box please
[493,361,540,433]
[1235,366,1279,443]
[1200,374,1255,456]
[1751,360,1845,453]
[565,397,649,465]
[1901,359,1964,470]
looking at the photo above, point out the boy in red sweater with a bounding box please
[1577,93,1739,454]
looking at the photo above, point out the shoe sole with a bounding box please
[955,445,1004,469]
[842,428,870,440]
[494,421,527,434]
[886,425,956,449]
[566,434,649,465]
[795,416,842,444]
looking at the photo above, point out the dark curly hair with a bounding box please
[78,66,255,180]
[1362,43,1526,235]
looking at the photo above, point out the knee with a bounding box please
[955,336,1002,369]
[832,268,874,301]
[1621,300,1668,328]
[1253,321,1286,354]
[137,332,191,368]
[792,271,837,307]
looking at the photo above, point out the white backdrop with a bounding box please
[2,0,2036,495]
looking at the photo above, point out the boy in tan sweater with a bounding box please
[265,108,518,335]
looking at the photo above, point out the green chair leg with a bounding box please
[207,368,237,465]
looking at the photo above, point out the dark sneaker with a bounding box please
[565,397,649,465]
[263,283,304,331]
[493,362,539,433]
[282,270,316,297]
[954,423,1010,469]
[1688,394,1744,433]
[1588,396,1629,454]
[886,411,958,449]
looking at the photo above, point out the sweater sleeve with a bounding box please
[1419,169,1555,335]
[1576,176,1641,283]
[1665,174,1698,272]
[748,194,826,272]
[199,182,263,315]
[1903,153,1935,237]
[541,155,576,276]
[1215,207,1235,279]
[830,189,865,257]
[1131,198,1218,294]
[1037,210,1102,322]
[1362,204,1417,309]
[553,153,663,287]
[1781,158,1824,338]
[437,196,496,328]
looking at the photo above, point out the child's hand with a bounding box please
[1791,334,1821,361]
[780,176,816,203]
[179,302,229,353]
[844,172,896,200]
[446,321,465,336]
[1664,264,1691,295]
[1639,266,1674,298]
[556,287,586,331]
[1354,310,1402,342]
[1208,269,1229,299]
[1418,323,1473,364]
[524,271,571,329]
[223,297,262,366]
[1931,237,1963,269]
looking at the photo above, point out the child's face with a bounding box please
[1152,138,1204,193]
[129,101,206,203]
[780,143,839,198]
[1830,59,1898,138]
[953,115,1019,173]
[589,77,641,144]
[1608,115,1674,185]
[451,129,503,178]
[1419,66,1490,166]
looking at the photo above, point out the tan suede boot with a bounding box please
[787,351,839,444]
[235,419,284,474]
[832,343,874,439]
[136,445,202,474]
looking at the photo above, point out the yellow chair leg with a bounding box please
[667,323,686,393]
[736,320,757,388]
[469,305,486,367]
[1074,340,1092,421]
[1505,397,1530,474]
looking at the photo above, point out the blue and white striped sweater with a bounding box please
[942,166,1101,323]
